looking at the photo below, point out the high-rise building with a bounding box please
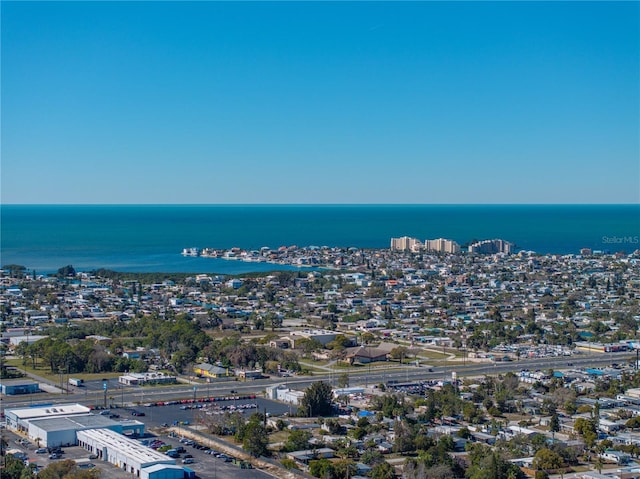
[390,236,422,252]
[468,239,514,254]
[424,238,461,254]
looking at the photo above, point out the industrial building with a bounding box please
[5,403,91,433]
[0,379,40,395]
[77,428,177,477]
[140,464,188,479]
[265,384,304,405]
[28,415,145,447]
[5,403,145,447]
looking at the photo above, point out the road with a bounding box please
[1,408,275,479]
[2,351,634,409]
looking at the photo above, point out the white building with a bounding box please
[599,449,631,464]
[5,403,91,433]
[5,403,144,447]
[333,387,365,398]
[8,335,48,347]
[265,384,304,405]
[118,372,177,386]
[390,236,422,252]
[77,428,176,476]
[27,415,144,448]
[468,239,514,254]
[289,329,352,347]
[424,238,461,254]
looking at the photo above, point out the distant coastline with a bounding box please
[1,204,638,273]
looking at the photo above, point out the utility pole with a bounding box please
[443,343,447,384]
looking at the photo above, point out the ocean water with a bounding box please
[1,205,638,274]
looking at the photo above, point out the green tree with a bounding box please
[337,372,350,388]
[389,346,409,363]
[37,459,99,479]
[299,381,333,417]
[466,444,523,479]
[296,337,324,354]
[283,430,312,452]
[370,461,395,479]
[594,455,604,474]
[549,413,560,440]
[326,335,352,351]
[533,448,564,471]
[3,454,32,479]
[280,458,299,470]
[393,419,415,453]
[236,413,269,457]
[309,458,335,478]
[360,449,384,466]
[626,416,640,429]
[333,459,356,479]
[56,265,76,277]
[324,417,344,434]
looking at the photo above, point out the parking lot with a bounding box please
[7,430,272,479]
[119,397,295,428]
[136,434,271,479]
[4,400,286,479]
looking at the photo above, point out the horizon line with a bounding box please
[2,202,639,207]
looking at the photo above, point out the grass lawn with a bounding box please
[268,430,289,445]
[5,358,123,382]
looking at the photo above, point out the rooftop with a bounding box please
[6,403,91,420]
[77,428,174,466]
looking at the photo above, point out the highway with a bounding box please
[2,351,634,410]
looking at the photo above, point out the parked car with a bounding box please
[182,458,195,464]
[36,448,48,454]
[49,453,61,460]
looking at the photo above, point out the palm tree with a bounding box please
[594,455,604,474]
[550,413,560,441]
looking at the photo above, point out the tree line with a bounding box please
[19,313,302,374]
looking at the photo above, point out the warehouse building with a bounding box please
[118,372,177,386]
[77,428,176,476]
[27,415,145,448]
[140,464,187,479]
[5,403,91,433]
[0,379,40,395]
[5,403,145,447]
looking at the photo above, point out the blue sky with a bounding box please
[2,1,638,204]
